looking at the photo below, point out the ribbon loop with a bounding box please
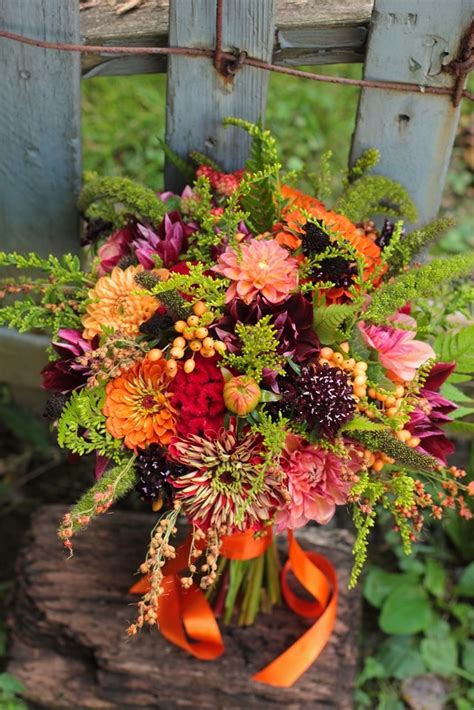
[129,528,337,687]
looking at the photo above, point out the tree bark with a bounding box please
[8,505,360,709]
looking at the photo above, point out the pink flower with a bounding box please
[97,227,134,275]
[358,314,435,381]
[213,238,299,304]
[276,434,363,530]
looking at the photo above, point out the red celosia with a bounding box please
[169,354,226,437]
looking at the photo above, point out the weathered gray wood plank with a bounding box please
[350,0,472,228]
[0,0,82,256]
[164,0,275,191]
[80,0,374,77]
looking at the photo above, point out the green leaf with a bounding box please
[363,567,418,608]
[462,640,474,674]
[425,617,451,639]
[440,382,474,404]
[424,559,447,598]
[157,138,194,182]
[456,563,474,597]
[313,304,355,344]
[0,674,24,697]
[377,636,426,680]
[445,421,474,434]
[358,656,388,684]
[421,636,458,676]
[342,416,386,433]
[434,326,474,375]
[379,584,432,635]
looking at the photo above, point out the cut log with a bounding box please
[8,505,360,709]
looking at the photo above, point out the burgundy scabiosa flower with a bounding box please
[280,364,356,437]
[135,444,187,504]
[41,329,95,394]
[406,361,457,464]
[213,293,319,365]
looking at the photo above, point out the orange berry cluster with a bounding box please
[318,345,368,399]
[145,301,227,377]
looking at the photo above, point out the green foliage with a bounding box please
[313,303,355,344]
[249,408,289,470]
[57,387,122,461]
[341,416,386,433]
[336,175,417,224]
[307,149,333,202]
[78,175,167,228]
[224,117,281,233]
[157,138,194,182]
[185,176,228,264]
[386,217,455,276]
[434,324,474,376]
[59,456,137,541]
[350,430,438,472]
[151,262,228,309]
[0,252,89,335]
[0,672,27,710]
[364,254,474,324]
[379,584,431,635]
[222,315,284,382]
[350,471,385,587]
[347,148,380,183]
[188,150,222,171]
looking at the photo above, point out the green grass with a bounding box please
[81,65,362,192]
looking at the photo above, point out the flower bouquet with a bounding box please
[1,119,473,686]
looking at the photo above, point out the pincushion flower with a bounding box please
[358,315,435,382]
[169,426,284,532]
[213,238,298,304]
[82,265,158,340]
[103,357,177,450]
[276,434,363,530]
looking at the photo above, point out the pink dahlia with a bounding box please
[213,238,299,304]
[276,434,363,530]
[358,314,435,382]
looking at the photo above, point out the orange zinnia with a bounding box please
[276,185,385,302]
[103,357,177,451]
[82,265,158,340]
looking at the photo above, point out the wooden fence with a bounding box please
[0,0,472,397]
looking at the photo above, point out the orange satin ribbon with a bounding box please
[129,528,337,686]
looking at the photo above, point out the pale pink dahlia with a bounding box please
[358,314,435,382]
[212,238,299,304]
[276,434,363,530]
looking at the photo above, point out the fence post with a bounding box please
[350,0,472,228]
[0,0,81,256]
[0,0,81,405]
[165,0,275,192]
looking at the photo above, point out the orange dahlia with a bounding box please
[103,357,177,450]
[82,265,158,340]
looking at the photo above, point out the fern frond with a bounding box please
[313,303,356,344]
[224,118,280,233]
[158,138,194,182]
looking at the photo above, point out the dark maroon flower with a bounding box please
[134,212,197,268]
[406,361,457,464]
[97,225,137,275]
[41,329,95,394]
[213,293,319,365]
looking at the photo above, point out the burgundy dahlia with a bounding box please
[213,293,319,365]
[41,329,95,394]
[406,361,457,464]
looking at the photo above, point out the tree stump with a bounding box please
[8,506,360,709]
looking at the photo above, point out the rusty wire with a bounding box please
[0,5,473,104]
